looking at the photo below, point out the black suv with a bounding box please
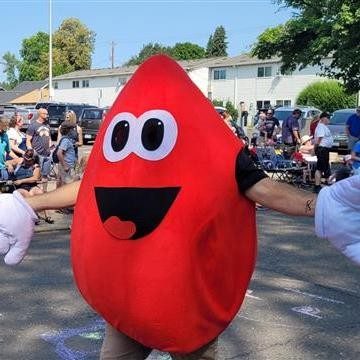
[47,102,97,137]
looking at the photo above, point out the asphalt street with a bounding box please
[0,210,359,360]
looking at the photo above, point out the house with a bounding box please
[53,54,331,115]
[0,80,49,106]
[52,58,215,108]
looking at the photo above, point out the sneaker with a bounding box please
[313,185,322,194]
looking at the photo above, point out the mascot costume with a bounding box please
[0,55,359,355]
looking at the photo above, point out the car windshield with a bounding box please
[48,105,66,117]
[83,109,103,120]
[274,110,305,121]
[329,112,354,125]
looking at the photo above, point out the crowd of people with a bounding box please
[243,106,360,193]
[0,108,87,220]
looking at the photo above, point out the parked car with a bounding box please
[328,108,356,153]
[274,106,321,135]
[47,102,97,137]
[79,107,108,144]
[1,106,34,131]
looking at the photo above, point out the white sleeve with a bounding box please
[0,191,38,265]
[315,175,360,265]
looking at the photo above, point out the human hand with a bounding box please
[315,175,360,265]
[0,191,38,265]
[7,164,14,173]
[13,180,21,186]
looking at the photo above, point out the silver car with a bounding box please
[328,108,356,153]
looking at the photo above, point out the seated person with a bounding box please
[299,135,315,156]
[12,149,43,197]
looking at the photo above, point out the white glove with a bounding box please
[0,191,38,265]
[315,175,360,266]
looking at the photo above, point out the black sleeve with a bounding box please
[235,148,268,193]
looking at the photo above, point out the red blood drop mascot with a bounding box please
[71,55,256,353]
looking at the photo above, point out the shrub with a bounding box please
[212,99,239,120]
[296,80,356,113]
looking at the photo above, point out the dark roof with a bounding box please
[12,80,48,92]
[0,91,25,105]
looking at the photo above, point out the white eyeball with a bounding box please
[102,112,137,162]
[135,110,178,161]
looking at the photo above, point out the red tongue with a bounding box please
[103,216,136,239]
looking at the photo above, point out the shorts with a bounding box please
[58,164,75,184]
[100,322,217,360]
[315,146,331,178]
[38,155,52,177]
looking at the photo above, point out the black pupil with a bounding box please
[141,118,164,151]
[111,120,130,152]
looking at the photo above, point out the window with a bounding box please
[276,100,292,107]
[54,82,58,89]
[118,77,127,86]
[72,80,79,88]
[257,66,272,77]
[213,69,226,80]
[256,100,271,110]
[82,80,89,88]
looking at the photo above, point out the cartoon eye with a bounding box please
[136,110,178,161]
[103,112,137,162]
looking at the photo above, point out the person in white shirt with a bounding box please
[6,114,27,159]
[314,112,333,193]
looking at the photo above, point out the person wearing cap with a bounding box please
[314,112,333,193]
[346,107,360,150]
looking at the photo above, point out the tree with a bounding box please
[296,80,356,113]
[206,26,228,57]
[53,18,95,73]
[125,43,172,66]
[2,52,20,88]
[19,31,49,81]
[252,1,360,93]
[170,42,206,60]
[17,19,95,81]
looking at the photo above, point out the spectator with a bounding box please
[309,114,320,137]
[7,113,27,159]
[263,109,281,142]
[12,149,43,197]
[256,112,267,144]
[299,135,314,156]
[56,120,76,188]
[239,101,248,127]
[346,106,360,151]
[313,112,333,193]
[57,110,83,160]
[282,108,302,146]
[351,140,360,176]
[26,108,52,190]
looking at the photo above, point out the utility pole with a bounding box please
[110,41,116,69]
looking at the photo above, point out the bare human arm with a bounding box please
[76,125,83,147]
[26,180,80,211]
[26,134,33,149]
[245,178,316,217]
[9,138,25,157]
[14,167,41,186]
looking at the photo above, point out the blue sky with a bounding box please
[0,0,293,81]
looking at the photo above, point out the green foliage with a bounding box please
[125,42,206,65]
[53,18,95,72]
[225,100,238,120]
[125,43,172,65]
[19,31,49,81]
[2,52,20,88]
[296,80,357,113]
[252,0,360,93]
[206,26,228,57]
[170,42,206,60]
[212,99,238,119]
[16,19,95,81]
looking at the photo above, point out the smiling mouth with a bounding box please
[94,187,180,240]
